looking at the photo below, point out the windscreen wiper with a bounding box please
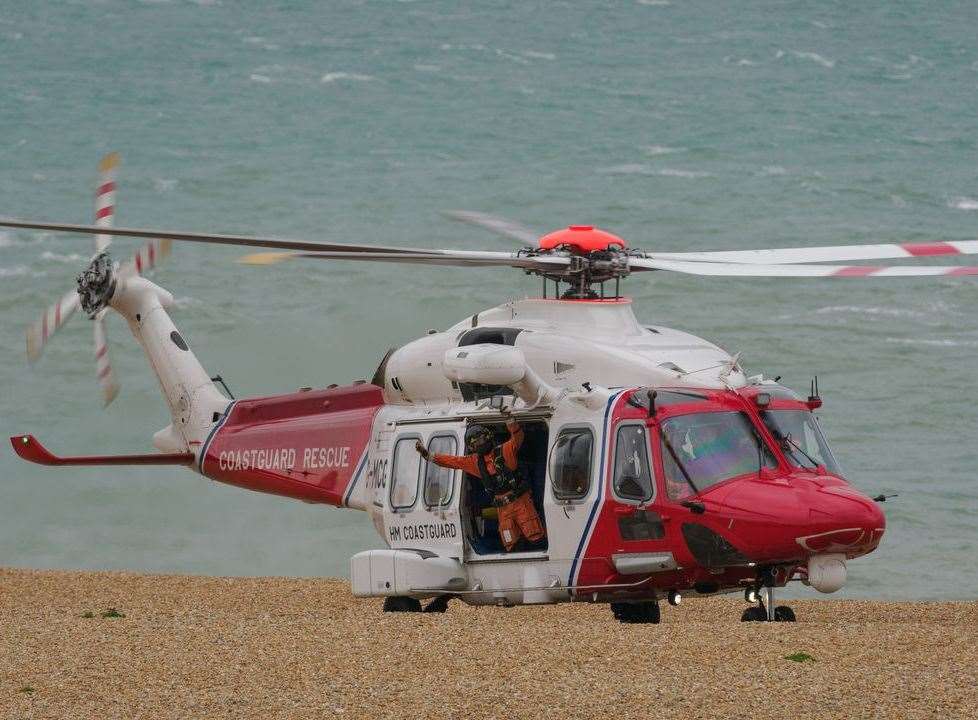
[780,432,820,470]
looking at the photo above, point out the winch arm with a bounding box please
[10,435,195,467]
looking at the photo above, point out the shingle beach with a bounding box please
[2,568,974,719]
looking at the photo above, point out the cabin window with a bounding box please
[423,435,457,506]
[390,437,421,511]
[551,427,594,501]
[614,424,654,502]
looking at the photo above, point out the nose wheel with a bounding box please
[741,572,796,622]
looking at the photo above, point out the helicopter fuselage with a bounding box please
[194,297,884,606]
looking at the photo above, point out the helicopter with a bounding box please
[6,154,975,623]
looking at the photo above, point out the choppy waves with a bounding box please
[949,197,978,211]
[599,164,712,178]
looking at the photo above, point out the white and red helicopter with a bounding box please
[6,154,975,623]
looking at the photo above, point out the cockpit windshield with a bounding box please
[660,411,776,500]
[760,410,843,476]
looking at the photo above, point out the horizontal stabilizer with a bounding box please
[10,435,194,467]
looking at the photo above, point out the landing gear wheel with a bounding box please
[774,605,796,622]
[741,606,767,622]
[383,596,422,613]
[611,601,661,624]
[423,595,452,613]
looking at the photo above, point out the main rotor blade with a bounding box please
[442,210,541,246]
[0,218,438,255]
[240,249,569,271]
[631,257,978,277]
[651,239,978,265]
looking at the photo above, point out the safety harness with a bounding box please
[476,447,528,505]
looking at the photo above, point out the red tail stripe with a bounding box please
[833,266,881,277]
[148,242,156,266]
[54,301,61,326]
[901,242,959,256]
[135,254,143,273]
[98,366,112,380]
[95,345,108,360]
[95,206,114,220]
[41,311,48,340]
[96,181,116,196]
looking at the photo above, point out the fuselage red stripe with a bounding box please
[834,266,881,277]
[901,242,959,256]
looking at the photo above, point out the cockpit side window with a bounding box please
[614,424,654,502]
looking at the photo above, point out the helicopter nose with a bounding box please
[714,477,886,563]
[795,484,886,557]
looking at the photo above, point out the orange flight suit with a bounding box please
[431,421,546,551]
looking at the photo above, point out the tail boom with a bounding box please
[199,384,383,507]
[108,274,228,453]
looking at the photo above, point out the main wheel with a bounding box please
[774,605,796,622]
[611,601,661,624]
[383,596,422,613]
[423,595,451,613]
[741,606,767,622]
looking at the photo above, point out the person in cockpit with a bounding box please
[416,419,545,552]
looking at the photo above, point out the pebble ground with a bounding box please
[1,568,975,719]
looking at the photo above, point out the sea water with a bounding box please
[1,1,976,599]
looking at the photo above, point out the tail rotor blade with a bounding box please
[26,289,81,363]
[93,312,120,406]
[94,152,120,254]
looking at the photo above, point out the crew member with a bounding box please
[416,419,545,552]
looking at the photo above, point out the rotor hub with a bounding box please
[538,225,627,253]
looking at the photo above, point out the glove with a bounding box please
[415,440,429,460]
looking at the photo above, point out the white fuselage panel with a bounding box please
[381,298,745,406]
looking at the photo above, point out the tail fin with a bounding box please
[106,272,229,453]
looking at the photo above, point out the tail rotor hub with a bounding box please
[77,252,116,318]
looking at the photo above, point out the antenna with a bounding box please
[807,375,822,410]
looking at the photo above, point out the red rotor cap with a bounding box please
[538,225,627,252]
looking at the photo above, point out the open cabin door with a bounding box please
[457,417,551,560]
